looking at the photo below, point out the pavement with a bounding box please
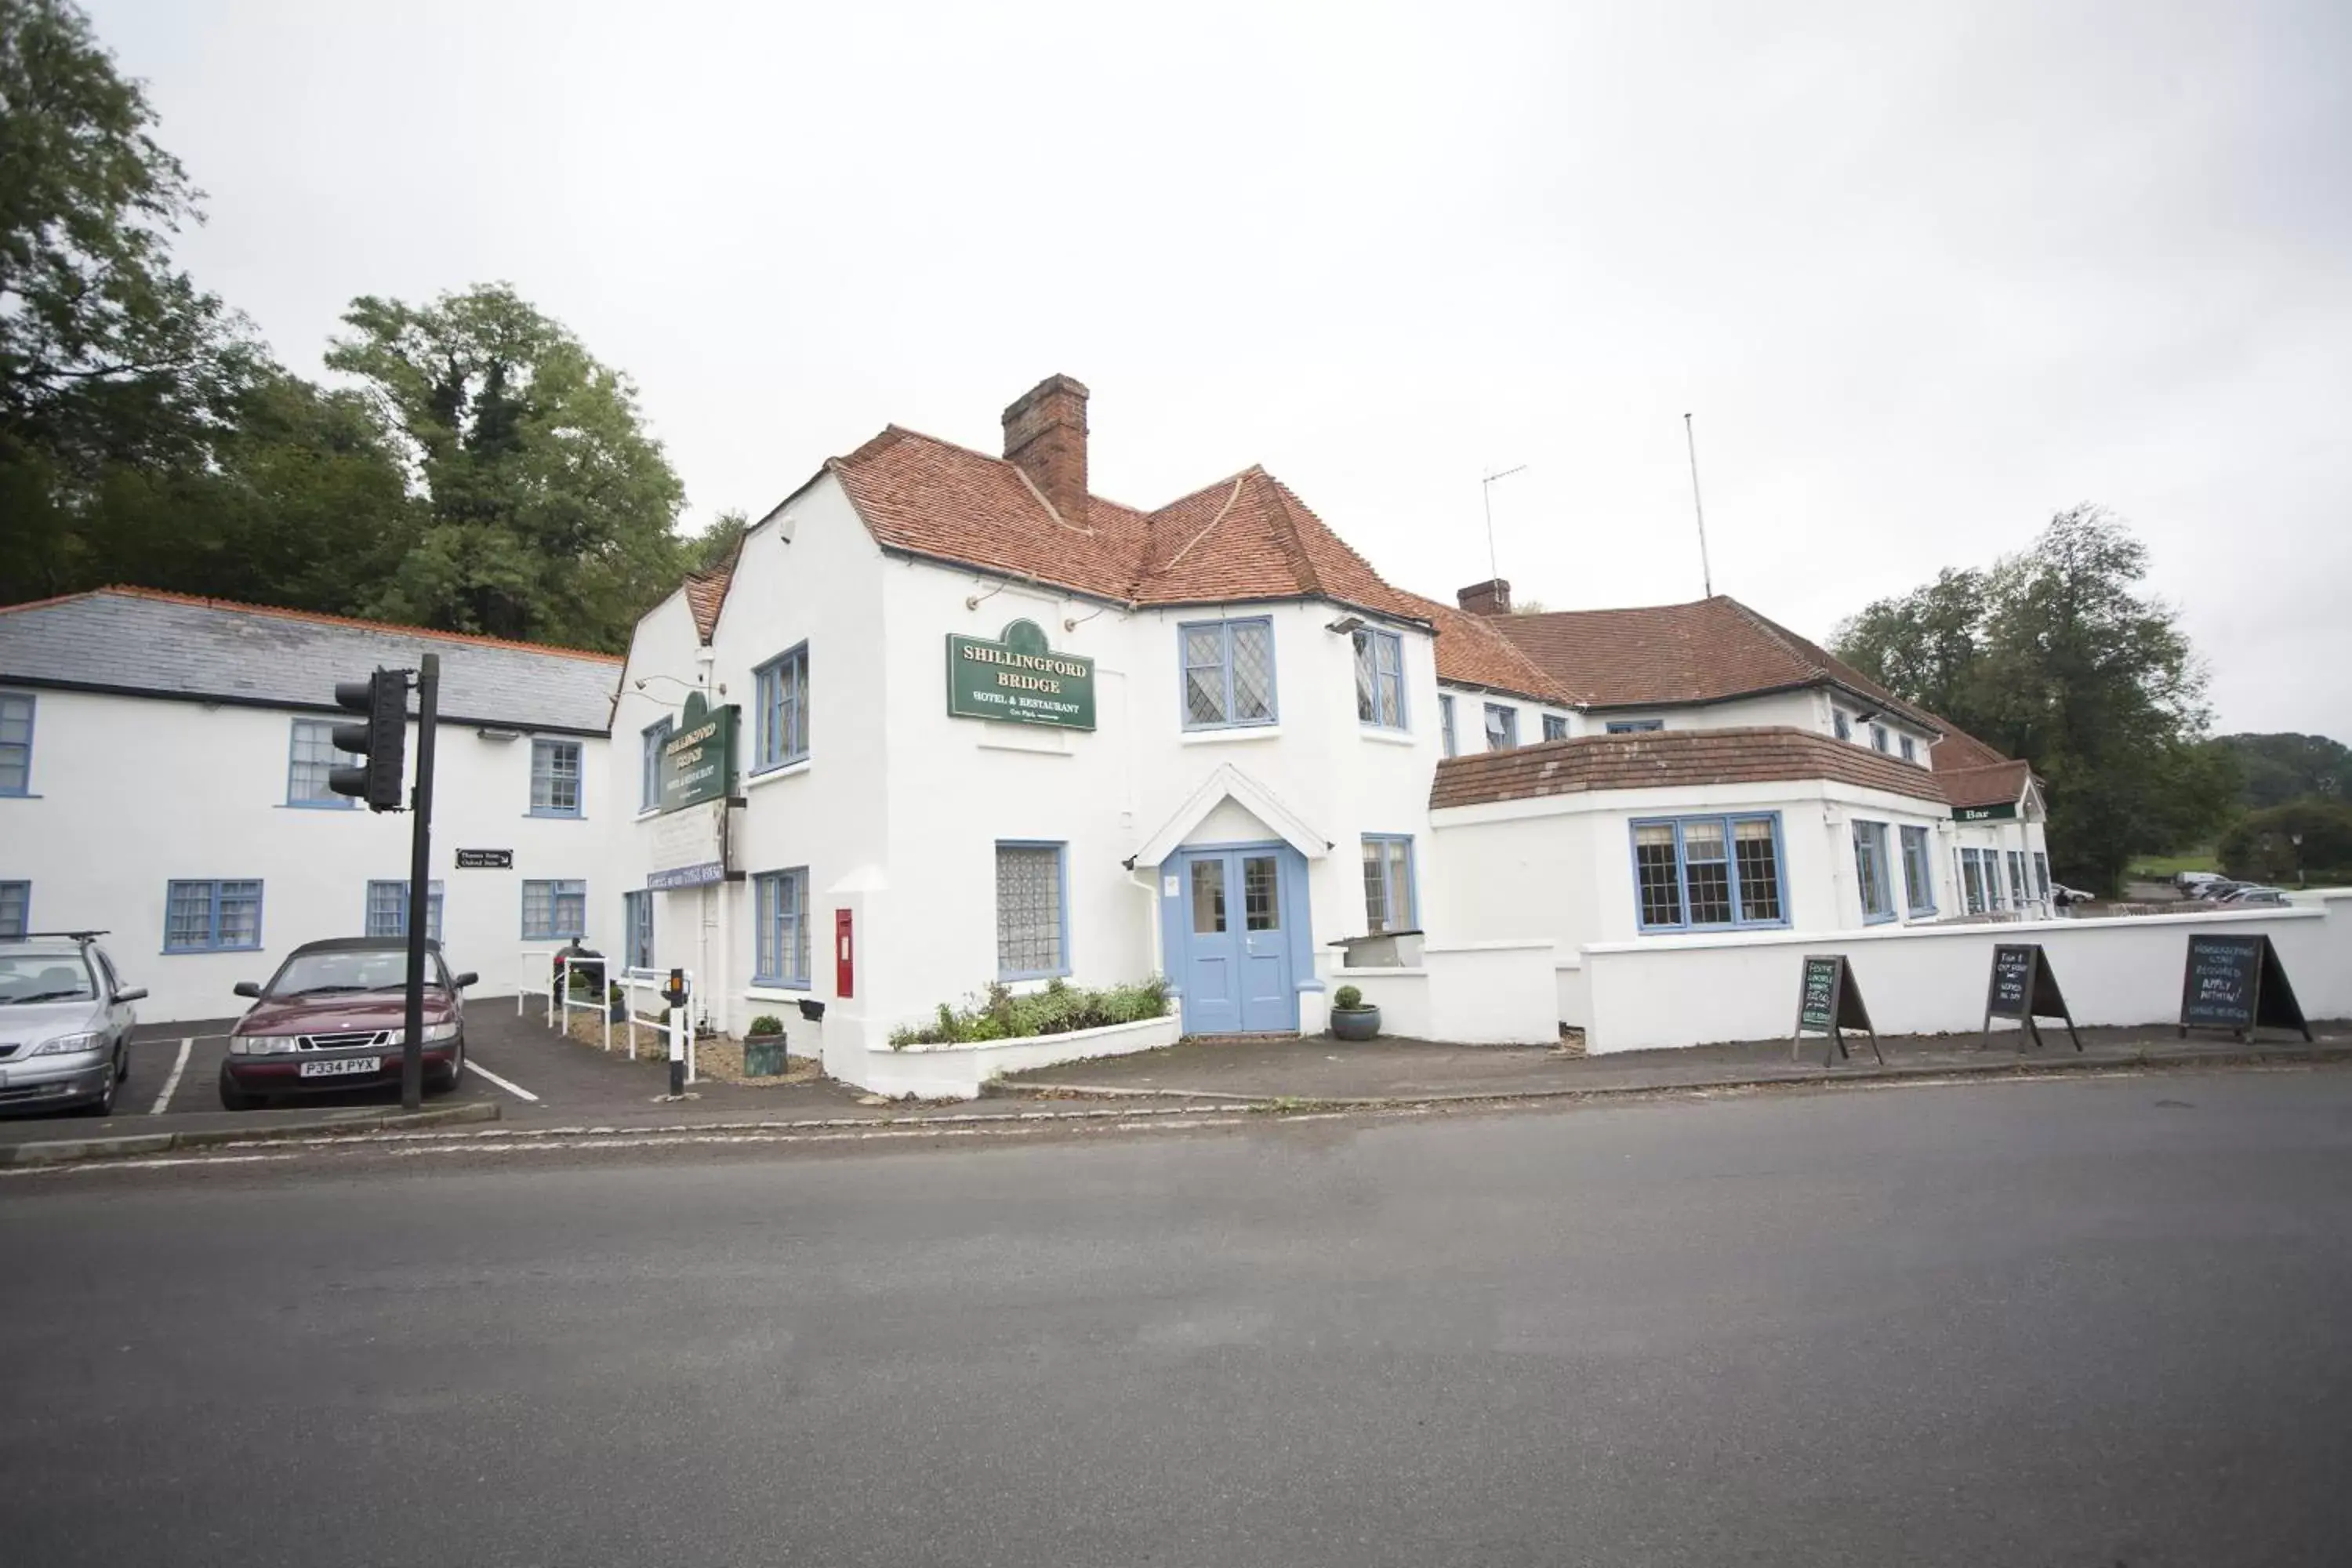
[3,1067,2348,1566]
[6,1004,2346,1168]
[997,1018,2352,1102]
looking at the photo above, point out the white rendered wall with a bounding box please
[1581,897,2352,1053]
[6,687,612,1023]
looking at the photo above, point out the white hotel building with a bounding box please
[1,376,2068,1082]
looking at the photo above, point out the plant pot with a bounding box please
[1329,1005,1380,1042]
[608,1000,628,1022]
[742,1034,789,1077]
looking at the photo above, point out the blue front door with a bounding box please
[1175,845,1297,1034]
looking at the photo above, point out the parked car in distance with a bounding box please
[2049,883,2096,908]
[2175,870,2225,895]
[2215,884,2288,906]
[0,931,144,1117]
[220,937,478,1111]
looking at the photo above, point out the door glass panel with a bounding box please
[1243,855,1279,931]
[1190,859,1226,934]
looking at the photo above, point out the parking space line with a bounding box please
[465,1056,540,1103]
[149,1039,194,1116]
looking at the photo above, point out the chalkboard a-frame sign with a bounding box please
[2178,933,2312,1043]
[1791,954,1884,1067]
[1980,943,2082,1054]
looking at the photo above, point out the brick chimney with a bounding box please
[1457,578,1512,615]
[1001,374,1090,527]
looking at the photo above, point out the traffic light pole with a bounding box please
[399,653,440,1111]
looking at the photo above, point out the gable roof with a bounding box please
[1936,758,2035,811]
[0,587,620,733]
[1127,761,1332,867]
[1486,596,1940,731]
[1431,726,1955,811]
[681,535,742,644]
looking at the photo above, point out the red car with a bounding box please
[220,937,478,1110]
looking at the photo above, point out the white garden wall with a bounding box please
[1580,895,2352,1054]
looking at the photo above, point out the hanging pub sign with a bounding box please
[657,690,739,815]
[1980,943,2082,1053]
[2179,933,2311,1043]
[1791,953,1884,1067]
[946,618,1096,731]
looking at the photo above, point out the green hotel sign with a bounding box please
[657,691,739,813]
[1954,801,2019,823]
[947,619,1095,731]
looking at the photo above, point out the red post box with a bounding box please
[834,908,855,999]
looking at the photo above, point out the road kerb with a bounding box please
[2,1100,501,1168]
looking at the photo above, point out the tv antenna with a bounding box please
[1481,463,1527,583]
[1682,413,1714,597]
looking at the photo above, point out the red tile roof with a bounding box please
[1432,727,1955,811]
[681,535,742,645]
[1486,596,1939,730]
[1937,759,2034,810]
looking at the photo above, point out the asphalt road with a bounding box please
[5,1070,2350,1566]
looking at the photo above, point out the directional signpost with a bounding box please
[1791,953,1882,1067]
[1980,942,2082,1053]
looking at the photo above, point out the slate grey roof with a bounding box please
[0,589,620,735]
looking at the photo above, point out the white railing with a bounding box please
[517,949,698,1087]
[615,966,698,1083]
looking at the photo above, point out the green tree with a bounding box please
[684,508,749,574]
[1833,506,2236,895]
[0,0,269,603]
[2205,732,2350,811]
[2216,800,2352,886]
[325,284,687,649]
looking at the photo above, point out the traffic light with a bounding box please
[329,670,409,811]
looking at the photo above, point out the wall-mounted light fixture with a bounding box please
[1326,615,1367,636]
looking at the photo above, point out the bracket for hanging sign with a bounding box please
[1791,953,1882,1068]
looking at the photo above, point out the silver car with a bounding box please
[0,932,145,1117]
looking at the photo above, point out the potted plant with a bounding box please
[742,1014,789,1077]
[1329,984,1380,1042]
[607,982,628,1023]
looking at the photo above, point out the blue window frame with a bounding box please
[164,880,263,953]
[753,869,810,986]
[1853,821,1895,923]
[1181,618,1276,729]
[1899,734,1918,764]
[1439,694,1457,757]
[753,644,809,771]
[1352,626,1406,730]
[2007,850,2028,906]
[1832,709,1853,742]
[530,739,583,817]
[2034,851,2051,901]
[1630,815,1788,931]
[1900,825,1936,914]
[0,691,32,796]
[996,841,1069,979]
[0,880,27,939]
[1871,723,1890,753]
[285,717,359,808]
[365,880,444,942]
[641,717,672,811]
[622,889,654,971]
[521,879,586,940]
[1542,713,1570,741]
[1360,834,1417,934]
[1605,719,1663,735]
[1483,702,1517,751]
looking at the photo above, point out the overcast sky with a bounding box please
[90,0,2352,737]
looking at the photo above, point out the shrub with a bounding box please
[747,1014,785,1037]
[1332,984,1365,1011]
[889,976,1170,1047]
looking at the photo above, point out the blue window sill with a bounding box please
[162,944,261,956]
[1,792,43,799]
[751,975,812,990]
[999,967,1072,983]
[1359,724,1414,745]
[524,810,586,819]
[1861,911,1899,925]
[1180,724,1280,745]
[282,800,356,811]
